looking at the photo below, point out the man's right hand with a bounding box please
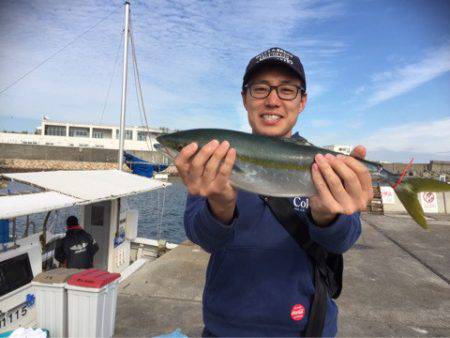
[174,139,237,224]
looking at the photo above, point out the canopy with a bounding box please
[0,191,81,219]
[1,169,169,218]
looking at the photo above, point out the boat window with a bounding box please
[0,253,33,297]
[91,205,104,226]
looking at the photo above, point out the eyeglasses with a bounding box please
[245,83,304,101]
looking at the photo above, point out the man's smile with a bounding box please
[260,113,283,125]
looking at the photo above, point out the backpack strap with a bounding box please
[260,195,330,337]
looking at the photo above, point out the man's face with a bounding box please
[242,65,307,138]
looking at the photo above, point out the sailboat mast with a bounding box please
[118,1,130,170]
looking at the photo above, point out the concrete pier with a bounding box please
[115,213,450,337]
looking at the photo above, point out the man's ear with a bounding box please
[299,92,307,112]
[241,90,248,110]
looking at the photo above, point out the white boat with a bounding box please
[0,2,173,334]
[0,170,173,333]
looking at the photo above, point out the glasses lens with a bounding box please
[250,84,270,98]
[278,85,298,100]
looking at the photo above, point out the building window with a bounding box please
[137,131,152,141]
[93,128,112,139]
[69,127,89,138]
[116,129,133,140]
[45,125,66,136]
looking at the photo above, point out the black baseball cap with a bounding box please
[66,216,79,227]
[242,47,306,91]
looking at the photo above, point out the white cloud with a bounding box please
[359,117,450,155]
[364,43,450,108]
[0,0,347,130]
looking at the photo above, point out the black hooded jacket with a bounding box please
[55,227,99,269]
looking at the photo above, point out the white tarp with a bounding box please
[0,191,81,218]
[3,169,168,203]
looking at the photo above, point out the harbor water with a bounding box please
[7,177,189,244]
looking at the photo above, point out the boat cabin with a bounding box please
[0,169,169,333]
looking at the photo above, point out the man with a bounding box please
[55,216,99,269]
[175,47,373,336]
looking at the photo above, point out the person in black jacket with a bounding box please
[55,216,99,269]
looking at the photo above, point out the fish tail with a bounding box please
[392,177,450,229]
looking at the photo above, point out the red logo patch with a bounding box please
[290,304,305,321]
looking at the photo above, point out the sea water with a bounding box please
[6,177,188,244]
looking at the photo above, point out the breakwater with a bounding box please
[0,143,167,162]
[0,143,179,174]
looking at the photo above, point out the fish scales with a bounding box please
[157,129,340,197]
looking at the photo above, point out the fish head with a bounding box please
[156,130,207,159]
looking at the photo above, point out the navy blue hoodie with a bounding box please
[184,190,361,337]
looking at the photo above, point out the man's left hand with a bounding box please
[309,145,374,227]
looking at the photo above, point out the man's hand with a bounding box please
[174,140,237,224]
[309,145,374,227]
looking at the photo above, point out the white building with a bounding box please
[0,118,168,151]
[323,144,352,155]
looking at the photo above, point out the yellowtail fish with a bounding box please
[157,128,450,229]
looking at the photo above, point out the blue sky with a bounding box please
[0,0,449,162]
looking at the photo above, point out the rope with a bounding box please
[130,31,150,150]
[99,30,124,124]
[129,15,169,242]
[129,18,155,152]
[157,185,167,240]
[23,215,30,238]
[156,187,161,238]
[392,157,415,189]
[49,209,59,235]
[12,218,17,245]
[0,5,120,96]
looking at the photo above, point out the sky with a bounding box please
[0,0,449,163]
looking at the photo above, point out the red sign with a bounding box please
[290,304,305,321]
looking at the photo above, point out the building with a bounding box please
[429,161,450,174]
[0,117,168,151]
[322,144,352,155]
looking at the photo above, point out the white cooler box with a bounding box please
[31,268,82,337]
[66,269,121,338]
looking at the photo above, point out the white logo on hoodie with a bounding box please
[69,242,88,254]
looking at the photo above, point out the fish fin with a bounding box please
[394,177,450,229]
[403,177,450,193]
[394,187,428,229]
[281,136,312,146]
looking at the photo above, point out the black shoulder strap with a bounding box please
[260,196,313,248]
[260,195,329,337]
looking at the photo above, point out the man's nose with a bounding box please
[265,88,280,106]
